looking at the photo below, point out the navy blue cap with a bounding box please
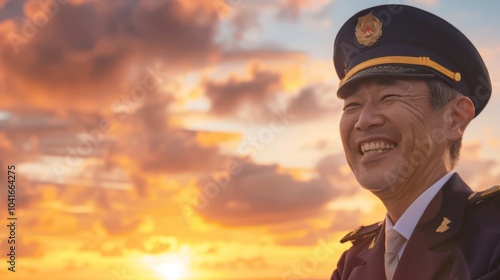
[333,5,491,117]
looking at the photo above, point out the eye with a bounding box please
[343,102,361,111]
[381,94,400,101]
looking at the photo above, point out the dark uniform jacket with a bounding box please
[331,174,500,280]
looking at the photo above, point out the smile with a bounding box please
[360,141,396,155]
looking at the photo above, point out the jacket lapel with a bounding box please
[394,173,473,280]
[348,224,387,280]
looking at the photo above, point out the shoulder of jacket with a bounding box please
[467,185,500,206]
[340,221,383,245]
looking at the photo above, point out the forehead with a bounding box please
[339,78,429,99]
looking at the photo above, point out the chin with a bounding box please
[354,171,397,192]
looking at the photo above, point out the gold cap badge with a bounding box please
[355,12,383,47]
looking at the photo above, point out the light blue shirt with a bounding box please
[385,171,455,259]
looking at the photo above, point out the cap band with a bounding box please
[339,56,462,87]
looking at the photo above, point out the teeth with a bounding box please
[361,141,395,155]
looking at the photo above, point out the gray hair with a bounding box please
[426,79,463,167]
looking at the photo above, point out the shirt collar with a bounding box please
[385,171,455,240]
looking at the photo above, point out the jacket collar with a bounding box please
[394,173,472,279]
[348,173,473,280]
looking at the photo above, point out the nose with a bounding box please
[354,104,384,130]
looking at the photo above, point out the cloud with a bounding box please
[10,236,44,258]
[228,8,259,42]
[101,211,143,236]
[196,160,336,226]
[190,151,361,228]
[286,84,338,121]
[11,178,43,210]
[315,153,359,196]
[404,0,438,6]
[455,141,500,190]
[112,93,223,177]
[275,0,330,21]
[204,63,283,117]
[199,256,268,270]
[222,49,306,62]
[136,131,222,174]
[274,210,361,246]
[316,153,348,178]
[0,0,25,21]
[277,0,309,20]
[0,0,221,112]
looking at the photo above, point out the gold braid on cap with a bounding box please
[339,56,462,88]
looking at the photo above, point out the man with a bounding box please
[331,5,500,280]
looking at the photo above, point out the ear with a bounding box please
[443,96,475,141]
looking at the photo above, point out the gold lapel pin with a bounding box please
[368,237,376,249]
[436,217,451,233]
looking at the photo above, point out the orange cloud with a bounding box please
[286,84,339,121]
[276,0,330,20]
[196,130,242,147]
[204,63,283,117]
[194,161,336,226]
[0,0,222,112]
[455,141,500,190]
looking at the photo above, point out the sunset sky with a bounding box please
[1,0,500,279]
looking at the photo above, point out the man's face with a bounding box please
[339,78,448,192]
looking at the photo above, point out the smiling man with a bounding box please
[331,5,500,280]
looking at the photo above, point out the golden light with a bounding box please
[154,259,187,280]
[141,248,191,280]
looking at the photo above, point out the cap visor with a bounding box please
[338,65,436,98]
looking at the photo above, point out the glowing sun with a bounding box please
[141,247,191,280]
[154,259,188,280]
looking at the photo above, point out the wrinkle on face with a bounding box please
[339,78,449,195]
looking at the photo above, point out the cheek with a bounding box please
[397,118,433,152]
[339,116,353,147]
